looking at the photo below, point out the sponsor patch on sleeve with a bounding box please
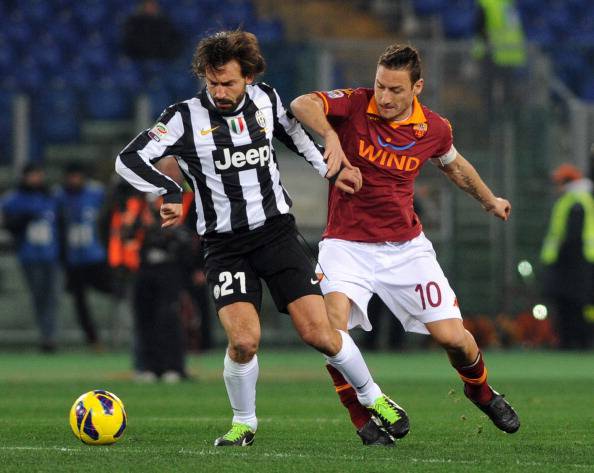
[148,122,168,142]
[326,89,345,99]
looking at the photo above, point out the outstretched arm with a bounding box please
[439,153,511,221]
[291,93,352,176]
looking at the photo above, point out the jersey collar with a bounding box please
[366,96,426,128]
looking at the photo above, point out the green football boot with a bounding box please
[367,394,410,439]
[214,422,255,447]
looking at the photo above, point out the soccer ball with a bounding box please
[69,390,127,445]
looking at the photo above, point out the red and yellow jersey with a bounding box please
[315,87,455,242]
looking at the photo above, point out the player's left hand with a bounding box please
[160,203,183,227]
[335,167,363,194]
[486,197,511,221]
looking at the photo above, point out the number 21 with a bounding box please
[219,271,247,296]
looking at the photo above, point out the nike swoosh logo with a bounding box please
[355,379,370,390]
[200,126,219,135]
[377,135,416,151]
[310,278,320,285]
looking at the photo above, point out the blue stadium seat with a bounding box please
[81,34,111,72]
[27,134,43,165]
[19,59,44,91]
[37,87,78,116]
[146,81,175,120]
[252,19,284,42]
[566,16,594,45]
[551,51,588,93]
[164,67,197,99]
[5,14,34,48]
[72,0,108,28]
[544,2,571,35]
[61,59,93,90]
[441,2,478,39]
[193,0,225,11]
[20,0,53,25]
[0,37,16,75]
[36,86,80,143]
[0,75,19,91]
[516,0,541,14]
[84,80,132,120]
[111,58,143,91]
[0,91,14,164]
[412,0,446,16]
[523,16,554,46]
[222,0,256,27]
[32,35,64,74]
[47,15,80,53]
[579,76,594,102]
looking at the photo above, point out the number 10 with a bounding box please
[414,281,442,310]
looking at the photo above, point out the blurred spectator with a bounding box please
[56,163,111,350]
[474,0,527,110]
[130,193,194,382]
[540,163,594,349]
[106,180,147,369]
[0,164,60,352]
[122,0,182,61]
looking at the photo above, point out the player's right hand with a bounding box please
[160,203,183,228]
[324,131,353,177]
[486,197,511,221]
[334,167,363,194]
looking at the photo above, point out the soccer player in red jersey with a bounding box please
[291,44,520,444]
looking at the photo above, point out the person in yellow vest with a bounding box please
[476,0,526,68]
[474,0,527,110]
[541,163,594,349]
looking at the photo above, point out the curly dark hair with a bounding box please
[192,30,266,79]
[378,44,422,84]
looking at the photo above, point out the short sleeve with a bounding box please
[430,116,456,166]
[314,89,355,119]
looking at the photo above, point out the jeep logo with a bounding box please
[213,139,271,174]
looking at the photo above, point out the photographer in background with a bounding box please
[1,164,60,353]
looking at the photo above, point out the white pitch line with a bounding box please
[140,416,342,424]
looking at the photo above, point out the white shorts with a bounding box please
[317,233,462,335]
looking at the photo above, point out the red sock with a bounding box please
[326,364,371,429]
[456,352,493,405]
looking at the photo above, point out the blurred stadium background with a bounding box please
[1,0,593,351]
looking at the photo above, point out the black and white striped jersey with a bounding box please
[115,83,328,236]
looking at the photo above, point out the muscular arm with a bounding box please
[290,94,352,173]
[290,94,335,138]
[439,153,511,220]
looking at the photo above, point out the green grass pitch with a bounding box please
[0,349,592,472]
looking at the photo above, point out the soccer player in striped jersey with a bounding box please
[291,44,520,441]
[116,31,408,447]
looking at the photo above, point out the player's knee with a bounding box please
[228,338,259,362]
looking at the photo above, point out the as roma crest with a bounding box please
[413,123,427,139]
